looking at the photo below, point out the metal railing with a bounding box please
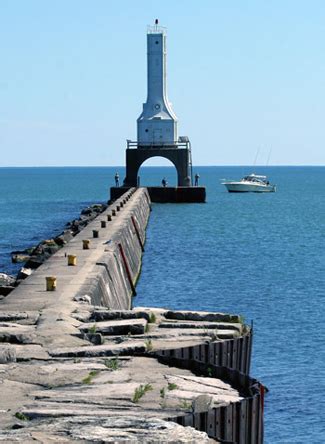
[126,140,190,150]
[147,24,167,35]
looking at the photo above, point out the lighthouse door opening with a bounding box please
[137,157,177,187]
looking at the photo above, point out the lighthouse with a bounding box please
[123,21,200,192]
[137,21,178,145]
[113,22,206,201]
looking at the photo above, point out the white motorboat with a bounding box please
[222,173,276,193]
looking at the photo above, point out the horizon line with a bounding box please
[0,164,324,168]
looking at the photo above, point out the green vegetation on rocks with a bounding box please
[145,339,153,352]
[81,370,99,384]
[14,412,29,421]
[104,358,120,371]
[132,383,153,403]
[148,312,156,323]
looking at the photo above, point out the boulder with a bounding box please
[0,273,16,286]
[17,267,33,281]
[74,295,92,305]
[24,256,46,269]
[54,230,73,246]
[42,245,60,255]
[11,253,31,263]
[68,220,81,233]
[91,203,107,213]
[31,244,44,256]
[81,207,94,216]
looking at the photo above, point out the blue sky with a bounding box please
[1,0,324,166]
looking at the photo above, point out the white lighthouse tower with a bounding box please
[124,21,195,189]
[137,21,178,145]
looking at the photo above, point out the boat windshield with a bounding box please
[242,175,267,184]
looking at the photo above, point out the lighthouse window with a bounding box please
[155,41,159,44]
[145,129,149,132]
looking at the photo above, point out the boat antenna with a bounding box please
[266,148,272,166]
[253,147,261,168]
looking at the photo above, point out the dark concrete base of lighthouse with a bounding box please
[110,186,206,203]
[124,146,192,187]
[115,142,206,203]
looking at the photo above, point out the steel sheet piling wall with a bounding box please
[159,356,264,443]
[155,331,264,443]
[156,332,253,374]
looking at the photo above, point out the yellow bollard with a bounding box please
[92,229,99,238]
[112,209,116,217]
[67,254,77,266]
[101,220,106,228]
[83,239,90,250]
[46,276,56,291]
[116,205,120,212]
[107,214,112,221]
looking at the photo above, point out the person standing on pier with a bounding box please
[115,172,120,187]
[161,177,167,187]
[194,173,200,186]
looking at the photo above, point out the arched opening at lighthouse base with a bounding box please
[124,148,191,187]
[136,157,177,187]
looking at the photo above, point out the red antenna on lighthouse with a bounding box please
[155,19,158,25]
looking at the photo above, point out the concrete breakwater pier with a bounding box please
[0,203,110,297]
[0,188,265,443]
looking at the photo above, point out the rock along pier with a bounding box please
[0,188,265,443]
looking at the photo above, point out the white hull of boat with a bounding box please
[223,182,276,193]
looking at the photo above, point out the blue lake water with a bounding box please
[0,166,324,442]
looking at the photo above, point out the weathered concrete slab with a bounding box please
[0,323,36,344]
[74,307,245,352]
[14,344,50,361]
[49,342,147,358]
[0,379,39,429]
[164,310,241,323]
[0,345,16,363]
[159,321,242,332]
[0,417,213,443]
[91,308,151,322]
[0,312,28,322]
[7,357,238,432]
[0,354,240,441]
[80,318,147,335]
